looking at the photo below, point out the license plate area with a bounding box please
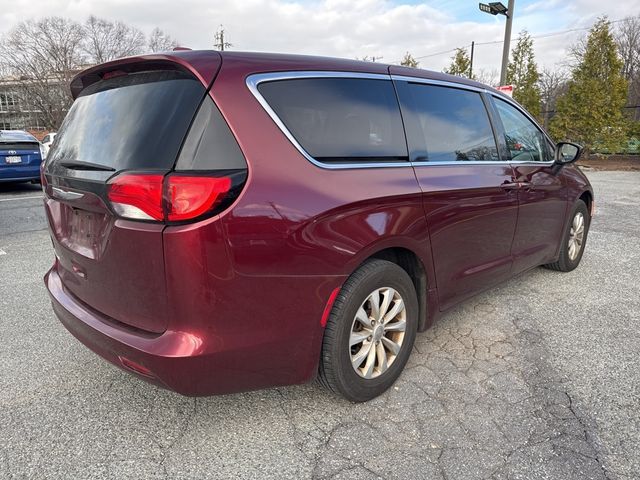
[5,156,22,164]
[56,204,112,259]
[70,209,99,249]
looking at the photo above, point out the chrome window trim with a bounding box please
[246,71,556,169]
[390,75,487,94]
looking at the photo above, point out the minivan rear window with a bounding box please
[48,70,206,172]
[258,78,407,163]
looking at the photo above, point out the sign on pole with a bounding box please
[496,85,514,97]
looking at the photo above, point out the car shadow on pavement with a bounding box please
[23,264,609,480]
[0,181,41,195]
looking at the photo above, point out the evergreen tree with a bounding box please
[506,30,542,119]
[400,52,419,68]
[445,48,473,79]
[550,18,628,152]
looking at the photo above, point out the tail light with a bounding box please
[40,161,48,191]
[107,173,233,223]
[108,174,164,221]
[166,176,231,221]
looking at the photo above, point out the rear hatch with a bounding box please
[43,61,217,333]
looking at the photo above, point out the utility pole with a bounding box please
[469,41,475,79]
[499,0,515,86]
[214,25,232,51]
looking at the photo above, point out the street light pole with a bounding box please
[479,1,515,86]
[499,0,515,86]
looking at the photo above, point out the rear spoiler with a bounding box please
[69,50,222,99]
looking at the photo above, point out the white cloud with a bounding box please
[1,0,637,76]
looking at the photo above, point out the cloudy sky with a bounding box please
[1,0,637,75]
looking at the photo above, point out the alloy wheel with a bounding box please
[568,211,585,261]
[349,287,406,379]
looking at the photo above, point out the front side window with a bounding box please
[494,98,551,162]
[258,77,407,163]
[397,83,499,162]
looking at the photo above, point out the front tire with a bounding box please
[544,199,590,272]
[318,259,418,402]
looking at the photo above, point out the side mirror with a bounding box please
[554,142,582,166]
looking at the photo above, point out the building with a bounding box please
[0,68,84,139]
[0,76,50,133]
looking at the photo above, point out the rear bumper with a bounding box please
[46,267,192,393]
[45,266,328,396]
[0,164,41,182]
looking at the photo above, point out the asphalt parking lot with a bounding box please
[0,171,638,480]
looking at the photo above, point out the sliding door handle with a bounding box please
[500,181,532,191]
[500,181,521,190]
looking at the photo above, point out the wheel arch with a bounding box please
[579,190,594,216]
[345,244,435,332]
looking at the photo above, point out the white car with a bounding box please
[41,132,56,158]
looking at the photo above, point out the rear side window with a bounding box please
[175,96,246,171]
[258,78,407,163]
[48,70,206,172]
[396,82,499,162]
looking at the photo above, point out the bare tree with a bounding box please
[0,17,85,129]
[615,16,640,120]
[148,27,179,53]
[475,68,499,87]
[616,16,640,79]
[83,15,145,63]
[539,67,569,128]
[566,36,588,69]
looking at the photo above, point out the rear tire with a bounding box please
[544,199,590,272]
[318,259,418,402]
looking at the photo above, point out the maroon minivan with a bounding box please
[43,50,593,402]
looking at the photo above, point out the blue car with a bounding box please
[0,130,44,183]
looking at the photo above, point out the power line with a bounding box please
[413,47,460,61]
[393,16,629,64]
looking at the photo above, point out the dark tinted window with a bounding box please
[398,83,499,162]
[494,98,551,162]
[48,70,206,171]
[258,78,407,162]
[175,96,247,171]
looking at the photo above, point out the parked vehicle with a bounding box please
[41,132,57,159]
[43,51,593,402]
[0,130,43,183]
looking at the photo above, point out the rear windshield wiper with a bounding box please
[59,160,115,171]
